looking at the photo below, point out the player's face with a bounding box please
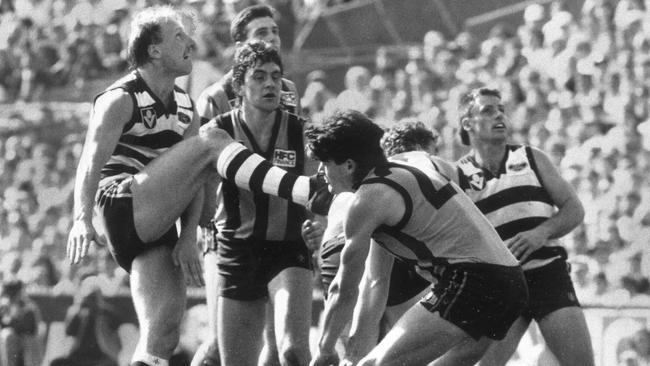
[158,19,196,76]
[318,160,354,194]
[239,61,282,112]
[244,17,281,50]
[466,94,508,144]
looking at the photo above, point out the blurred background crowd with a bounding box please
[1,0,650,364]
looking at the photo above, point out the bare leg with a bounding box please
[538,307,595,366]
[130,245,186,360]
[268,267,313,366]
[0,328,21,366]
[191,251,221,366]
[218,296,266,366]
[357,305,477,366]
[477,317,530,366]
[259,304,280,366]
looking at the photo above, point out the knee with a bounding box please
[199,122,233,148]
[0,327,18,345]
[191,340,220,366]
[278,343,310,366]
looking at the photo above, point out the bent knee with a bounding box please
[278,344,310,366]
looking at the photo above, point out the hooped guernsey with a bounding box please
[212,108,307,242]
[98,70,194,189]
[361,155,519,282]
[457,145,564,270]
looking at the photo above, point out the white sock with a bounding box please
[131,350,169,366]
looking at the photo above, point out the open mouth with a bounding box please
[263,93,276,99]
[493,122,506,130]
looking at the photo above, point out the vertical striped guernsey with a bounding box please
[363,155,519,282]
[457,145,563,270]
[98,71,194,189]
[212,108,307,242]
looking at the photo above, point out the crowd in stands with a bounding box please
[1,0,650,363]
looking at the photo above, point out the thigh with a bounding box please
[360,304,472,366]
[478,317,531,366]
[268,266,313,343]
[217,239,269,301]
[131,137,214,242]
[537,307,595,366]
[217,296,266,366]
[130,246,186,325]
[524,259,581,321]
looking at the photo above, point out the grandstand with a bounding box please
[1,0,649,365]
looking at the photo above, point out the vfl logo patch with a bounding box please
[469,172,485,190]
[281,91,297,107]
[273,149,296,167]
[140,107,157,129]
[178,112,191,124]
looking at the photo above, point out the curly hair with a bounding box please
[232,40,283,86]
[382,120,439,157]
[305,110,387,185]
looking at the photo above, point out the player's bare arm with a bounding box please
[67,90,133,264]
[312,184,402,366]
[345,240,393,364]
[508,146,585,261]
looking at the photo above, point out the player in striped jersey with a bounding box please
[307,111,528,366]
[192,6,301,366]
[195,4,300,123]
[65,8,317,366]
[451,87,594,366]
[198,41,313,366]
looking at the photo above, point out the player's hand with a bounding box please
[67,219,98,264]
[310,350,339,366]
[173,234,205,287]
[302,219,324,252]
[507,228,549,262]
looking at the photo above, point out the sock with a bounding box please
[216,142,315,206]
[131,351,169,366]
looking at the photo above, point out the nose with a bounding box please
[317,163,325,174]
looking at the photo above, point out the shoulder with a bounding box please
[94,88,134,117]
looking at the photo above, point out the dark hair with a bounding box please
[382,120,439,156]
[305,110,387,185]
[458,87,501,145]
[232,41,283,86]
[230,4,276,43]
[1,279,23,299]
[126,6,193,69]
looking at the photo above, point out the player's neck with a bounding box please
[241,103,276,133]
[472,141,506,172]
[138,67,177,106]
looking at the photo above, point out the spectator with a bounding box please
[49,276,122,366]
[0,279,42,366]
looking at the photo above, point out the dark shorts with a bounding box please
[387,260,430,307]
[319,236,344,294]
[96,177,178,272]
[521,258,581,321]
[420,262,528,341]
[216,237,312,301]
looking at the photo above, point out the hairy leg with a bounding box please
[268,267,313,366]
[538,307,595,366]
[130,245,186,360]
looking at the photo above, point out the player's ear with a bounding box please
[345,159,356,172]
[233,79,243,96]
[461,117,472,131]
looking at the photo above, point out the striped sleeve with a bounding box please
[216,142,316,207]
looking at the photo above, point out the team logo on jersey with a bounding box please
[273,149,296,167]
[140,107,157,129]
[280,91,297,107]
[178,112,191,124]
[468,172,485,190]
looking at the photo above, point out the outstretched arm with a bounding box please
[67,90,132,264]
[508,146,585,261]
[345,240,393,364]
